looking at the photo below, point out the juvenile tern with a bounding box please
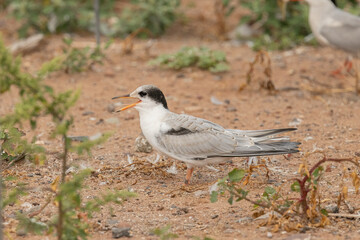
[113,85,300,184]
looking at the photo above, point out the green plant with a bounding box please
[211,155,359,231]
[112,0,180,38]
[149,47,230,73]
[1,177,27,209]
[0,127,45,166]
[61,37,111,74]
[0,35,134,239]
[238,0,314,50]
[151,225,178,240]
[8,0,115,37]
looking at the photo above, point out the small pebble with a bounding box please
[194,190,207,197]
[210,96,224,105]
[226,107,237,112]
[236,217,253,223]
[176,73,185,78]
[185,106,203,112]
[16,228,27,237]
[112,227,131,238]
[106,219,119,226]
[267,232,273,238]
[288,118,302,127]
[258,227,267,232]
[213,75,222,81]
[325,204,339,213]
[134,134,153,153]
[105,117,120,125]
[107,104,116,113]
[82,111,94,116]
[300,226,310,233]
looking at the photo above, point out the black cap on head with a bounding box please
[143,86,168,109]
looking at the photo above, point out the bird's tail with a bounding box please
[220,128,300,157]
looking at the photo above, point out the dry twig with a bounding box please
[240,50,276,93]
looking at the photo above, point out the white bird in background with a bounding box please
[113,85,300,184]
[292,0,360,93]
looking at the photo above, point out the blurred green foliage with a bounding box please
[113,0,180,38]
[1,178,27,209]
[52,170,135,239]
[151,225,178,240]
[61,37,111,73]
[8,0,115,37]
[7,0,179,38]
[0,127,45,164]
[149,47,229,73]
[239,0,314,50]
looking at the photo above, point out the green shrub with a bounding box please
[8,0,179,38]
[61,37,111,74]
[112,0,180,38]
[8,0,115,37]
[238,0,314,50]
[149,47,229,73]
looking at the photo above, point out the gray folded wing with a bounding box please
[158,114,239,159]
[157,114,299,160]
[320,9,360,55]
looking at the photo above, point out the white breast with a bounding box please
[138,105,169,152]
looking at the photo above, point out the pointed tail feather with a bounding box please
[230,128,297,138]
[207,138,300,158]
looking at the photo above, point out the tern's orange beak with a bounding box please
[112,94,141,112]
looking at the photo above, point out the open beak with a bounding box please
[112,94,141,112]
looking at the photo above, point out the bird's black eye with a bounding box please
[139,91,147,97]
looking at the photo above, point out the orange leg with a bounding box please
[331,67,343,76]
[331,58,353,76]
[344,59,353,72]
[331,58,353,77]
[184,167,194,185]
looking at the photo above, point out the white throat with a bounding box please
[136,105,169,147]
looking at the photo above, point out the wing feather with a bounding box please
[157,114,239,159]
[320,10,360,54]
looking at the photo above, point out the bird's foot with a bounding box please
[331,59,354,77]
